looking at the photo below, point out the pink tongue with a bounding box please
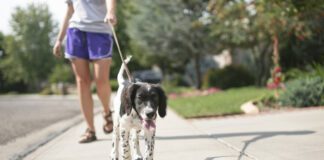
[143,120,156,130]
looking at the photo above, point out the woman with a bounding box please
[53,0,117,143]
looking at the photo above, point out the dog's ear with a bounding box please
[120,84,139,116]
[155,86,167,118]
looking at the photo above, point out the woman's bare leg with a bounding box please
[93,58,112,115]
[71,59,95,132]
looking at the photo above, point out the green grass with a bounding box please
[168,87,272,118]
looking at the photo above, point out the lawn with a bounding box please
[168,87,272,118]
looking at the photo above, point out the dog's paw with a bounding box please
[110,154,118,160]
[133,154,143,160]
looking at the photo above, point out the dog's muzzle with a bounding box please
[142,114,157,131]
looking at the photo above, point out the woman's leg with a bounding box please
[93,58,112,115]
[71,59,95,132]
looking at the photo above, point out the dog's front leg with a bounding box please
[131,129,143,160]
[111,122,120,160]
[120,128,131,160]
[144,129,155,160]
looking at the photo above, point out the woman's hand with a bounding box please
[53,41,62,58]
[105,0,117,26]
[105,11,117,26]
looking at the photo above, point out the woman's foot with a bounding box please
[103,111,113,134]
[79,128,97,143]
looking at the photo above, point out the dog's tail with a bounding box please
[117,56,132,85]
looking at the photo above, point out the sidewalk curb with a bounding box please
[0,114,83,160]
[0,108,101,160]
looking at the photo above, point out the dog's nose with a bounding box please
[146,112,155,119]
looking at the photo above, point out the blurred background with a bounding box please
[0,0,323,94]
[0,0,323,148]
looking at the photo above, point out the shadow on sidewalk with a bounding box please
[156,130,314,160]
[205,155,238,159]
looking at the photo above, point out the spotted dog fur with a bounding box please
[111,57,167,160]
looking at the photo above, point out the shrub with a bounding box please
[39,86,53,95]
[49,64,74,84]
[91,79,119,93]
[110,79,119,91]
[279,76,324,107]
[203,65,255,89]
[285,64,324,81]
[162,73,191,94]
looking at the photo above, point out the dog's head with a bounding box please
[120,83,167,129]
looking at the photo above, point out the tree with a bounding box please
[0,3,56,91]
[104,0,148,78]
[0,31,8,91]
[280,0,324,70]
[127,0,213,89]
[208,0,312,86]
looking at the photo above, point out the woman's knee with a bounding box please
[95,76,109,87]
[76,76,92,87]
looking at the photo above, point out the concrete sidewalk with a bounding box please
[24,108,324,160]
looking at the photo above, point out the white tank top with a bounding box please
[66,0,112,34]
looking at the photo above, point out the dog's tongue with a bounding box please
[143,120,156,130]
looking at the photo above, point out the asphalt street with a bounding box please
[0,95,100,145]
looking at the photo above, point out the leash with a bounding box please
[108,22,133,82]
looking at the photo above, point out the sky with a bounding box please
[0,0,66,34]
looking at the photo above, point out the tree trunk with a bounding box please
[272,35,279,65]
[194,54,202,89]
[251,41,272,86]
[272,34,280,98]
[259,43,272,86]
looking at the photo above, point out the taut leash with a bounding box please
[108,22,133,82]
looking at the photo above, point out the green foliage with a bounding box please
[127,0,213,88]
[166,73,189,86]
[203,65,255,89]
[279,76,324,107]
[208,0,317,86]
[163,83,195,95]
[0,32,4,53]
[169,87,271,118]
[258,94,278,109]
[285,64,324,81]
[90,79,119,93]
[49,64,74,84]
[280,34,324,71]
[209,0,312,44]
[110,79,119,92]
[110,0,147,78]
[0,3,56,91]
[39,86,53,95]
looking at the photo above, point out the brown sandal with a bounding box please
[79,128,97,143]
[103,111,113,134]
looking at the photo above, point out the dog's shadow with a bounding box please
[156,130,315,160]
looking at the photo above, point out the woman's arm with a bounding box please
[53,3,74,57]
[105,0,117,26]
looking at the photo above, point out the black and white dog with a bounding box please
[111,57,167,160]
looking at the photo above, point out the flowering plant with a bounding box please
[267,66,284,90]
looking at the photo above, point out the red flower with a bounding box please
[274,66,281,73]
[274,76,281,84]
[267,82,278,89]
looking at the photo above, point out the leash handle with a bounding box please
[108,21,133,82]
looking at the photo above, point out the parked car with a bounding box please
[133,69,163,84]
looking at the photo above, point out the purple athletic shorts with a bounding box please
[65,28,113,60]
